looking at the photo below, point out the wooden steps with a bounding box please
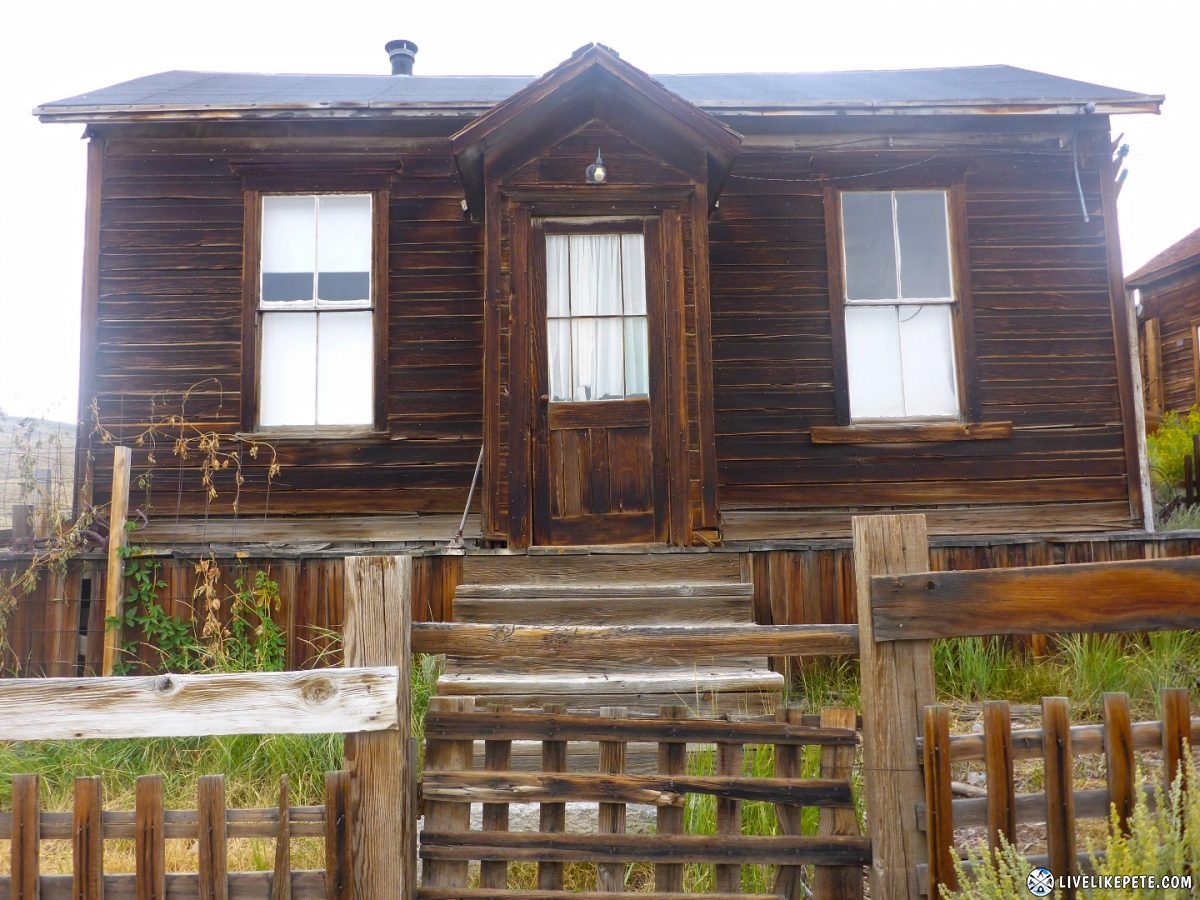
[436,566,782,719]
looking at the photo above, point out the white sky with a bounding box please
[1,0,1197,421]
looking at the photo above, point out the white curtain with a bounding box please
[545,232,648,401]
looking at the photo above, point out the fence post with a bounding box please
[101,445,132,676]
[853,514,935,900]
[343,555,414,900]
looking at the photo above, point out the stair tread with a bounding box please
[454,581,753,599]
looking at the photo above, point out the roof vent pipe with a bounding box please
[385,40,418,75]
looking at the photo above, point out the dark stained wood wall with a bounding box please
[81,115,1138,534]
[1138,266,1200,417]
[709,124,1137,531]
[88,125,484,518]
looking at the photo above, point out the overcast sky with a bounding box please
[2,0,1196,421]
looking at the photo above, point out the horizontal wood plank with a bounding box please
[414,623,858,659]
[810,421,1014,444]
[0,871,326,900]
[420,831,871,866]
[421,771,853,806]
[871,556,1200,640]
[422,709,856,746]
[0,668,397,740]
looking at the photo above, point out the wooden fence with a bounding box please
[856,513,1200,900]
[921,689,1197,893]
[417,699,868,900]
[0,555,413,900]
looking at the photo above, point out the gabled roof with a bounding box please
[450,44,742,213]
[34,63,1162,123]
[1127,227,1200,289]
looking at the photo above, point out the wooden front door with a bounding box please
[531,218,670,545]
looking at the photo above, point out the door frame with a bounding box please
[508,199,690,546]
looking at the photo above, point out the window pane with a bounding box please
[572,318,624,401]
[315,311,373,425]
[260,312,317,425]
[621,234,647,315]
[896,191,952,299]
[842,192,898,301]
[569,234,622,316]
[845,305,904,418]
[546,235,570,318]
[548,318,571,401]
[262,196,316,303]
[624,316,649,397]
[899,304,959,416]
[316,195,371,303]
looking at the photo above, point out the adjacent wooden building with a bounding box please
[36,43,1161,547]
[1131,226,1200,429]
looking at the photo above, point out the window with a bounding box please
[836,189,961,420]
[257,194,374,427]
[545,232,649,402]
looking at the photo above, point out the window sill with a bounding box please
[809,421,1013,445]
[236,427,386,441]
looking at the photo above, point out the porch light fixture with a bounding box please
[585,150,607,184]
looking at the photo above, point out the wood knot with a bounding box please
[301,677,336,705]
[154,675,177,694]
[926,579,937,590]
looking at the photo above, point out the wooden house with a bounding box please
[35,43,1160,549]
[1131,226,1200,429]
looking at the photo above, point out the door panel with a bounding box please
[533,221,668,545]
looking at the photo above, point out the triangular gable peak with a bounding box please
[451,43,742,215]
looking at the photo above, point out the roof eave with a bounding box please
[35,95,1164,125]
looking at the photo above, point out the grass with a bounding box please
[932,632,1200,717]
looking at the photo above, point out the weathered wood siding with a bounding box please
[81,115,1137,533]
[1138,266,1200,417]
[710,123,1137,530]
[88,124,483,517]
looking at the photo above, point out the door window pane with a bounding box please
[546,230,649,402]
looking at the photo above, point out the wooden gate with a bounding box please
[418,699,868,899]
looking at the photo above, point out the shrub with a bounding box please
[942,751,1200,899]
[1147,406,1200,504]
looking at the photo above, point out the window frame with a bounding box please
[824,180,980,428]
[240,184,390,436]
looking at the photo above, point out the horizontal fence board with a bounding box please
[918,717,1200,763]
[917,786,1157,831]
[0,668,398,739]
[417,891,779,900]
[421,771,854,807]
[420,832,872,866]
[422,709,857,746]
[413,623,858,658]
[871,556,1200,640]
[0,807,326,841]
[0,871,326,900]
